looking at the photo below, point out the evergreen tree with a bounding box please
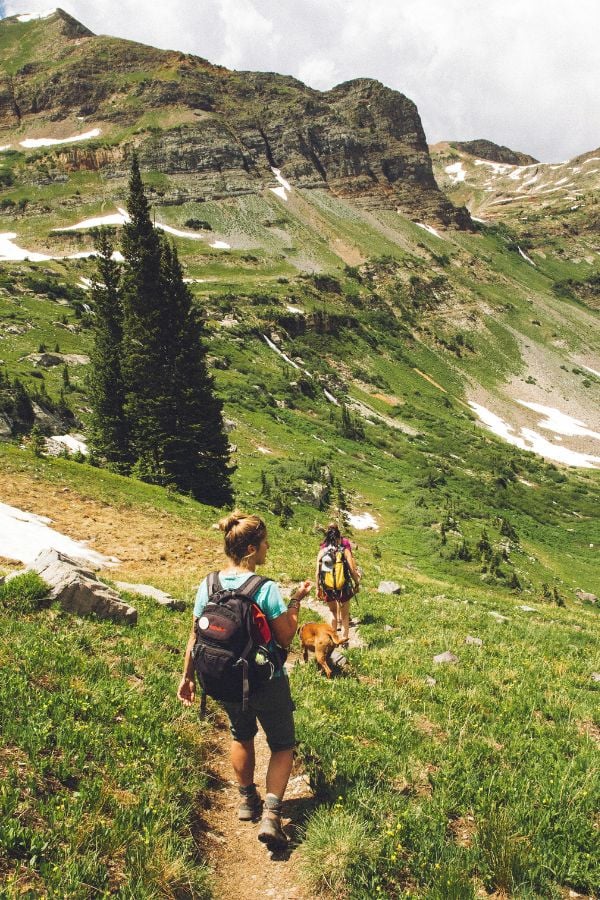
[120,155,168,483]
[88,228,131,472]
[119,155,232,504]
[159,241,233,504]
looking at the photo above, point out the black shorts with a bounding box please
[220,674,296,752]
[322,583,354,604]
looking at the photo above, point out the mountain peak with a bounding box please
[2,7,93,37]
[450,139,538,166]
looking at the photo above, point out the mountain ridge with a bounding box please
[0,9,471,228]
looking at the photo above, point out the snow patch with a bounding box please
[262,333,301,370]
[46,434,88,455]
[581,365,600,379]
[270,167,292,201]
[0,231,125,262]
[516,401,600,440]
[17,8,56,21]
[55,210,128,231]
[0,145,11,152]
[256,446,272,455]
[20,128,101,148]
[415,222,442,238]
[474,159,511,176]
[471,216,487,224]
[444,161,466,183]
[0,501,115,567]
[346,512,379,531]
[518,246,535,265]
[286,304,304,314]
[56,207,225,244]
[469,402,600,468]
[0,232,52,262]
[323,389,339,405]
[159,223,205,240]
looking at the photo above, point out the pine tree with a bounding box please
[119,155,168,483]
[158,241,233,504]
[87,227,131,472]
[119,154,232,504]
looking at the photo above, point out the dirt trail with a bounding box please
[200,601,363,899]
[200,715,312,900]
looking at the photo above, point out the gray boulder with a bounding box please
[115,581,186,611]
[434,651,458,664]
[465,635,483,646]
[378,580,404,595]
[576,590,597,604]
[489,611,509,623]
[29,549,137,625]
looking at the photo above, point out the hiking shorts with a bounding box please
[322,583,354,604]
[220,674,296,752]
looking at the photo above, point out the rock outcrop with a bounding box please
[450,139,538,166]
[115,581,186,611]
[29,548,137,624]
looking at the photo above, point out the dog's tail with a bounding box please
[331,631,349,646]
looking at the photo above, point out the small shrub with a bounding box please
[299,806,379,897]
[0,572,48,614]
[475,805,533,894]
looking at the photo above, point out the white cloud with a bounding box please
[2,0,599,161]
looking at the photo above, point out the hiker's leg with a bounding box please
[326,597,337,629]
[255,677,295,798]
[337,600,343,629]
[231,738,255,787]
[265,747,294,797]
[340,600,350,640]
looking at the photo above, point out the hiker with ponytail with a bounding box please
[178,510,312,852]
[316,522,361,641]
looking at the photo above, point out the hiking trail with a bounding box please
[198,595,363,898]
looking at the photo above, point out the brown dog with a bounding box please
[298,622,348,678]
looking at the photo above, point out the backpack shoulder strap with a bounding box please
[235,574,270,600]
[206,571,223,599]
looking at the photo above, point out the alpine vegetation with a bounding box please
[88,156,233,505]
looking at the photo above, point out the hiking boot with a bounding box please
[238,786,262,821]
[257,811,288,851]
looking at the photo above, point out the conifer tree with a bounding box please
[88,228,130,472]
[159,241,233,504]
[119,155,233,504]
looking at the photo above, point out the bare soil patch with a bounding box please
[0,471,224,590]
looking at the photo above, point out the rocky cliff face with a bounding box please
[450,139,538,166]
[0,10,471,228]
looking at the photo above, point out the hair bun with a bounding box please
[218,510,244,533]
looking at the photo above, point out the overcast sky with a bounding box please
[1,0,598,162]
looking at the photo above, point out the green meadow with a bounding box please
[1,142,599,896]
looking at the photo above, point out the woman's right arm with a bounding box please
[177,618,197,705]
[270,579,312,647]
[315,549,323,599]
[344,548,361,587]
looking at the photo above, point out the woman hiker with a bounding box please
[178,510,312,852]
[315,522,361,642]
